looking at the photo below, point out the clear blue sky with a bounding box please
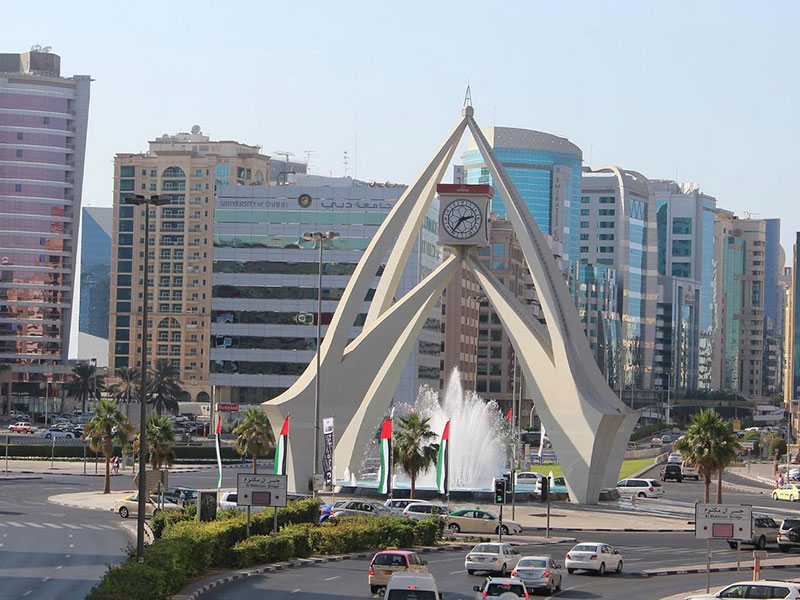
[8,0,800,253]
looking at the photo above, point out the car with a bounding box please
[446,509,522,535]
[219,491,240,509]
[661,434,673,443]
[549,476,568,494]
[367,550,428,593]
[41,427,75,439]
[616,478,665,498]
[320,501,347,522]
[772,483,800,502]
[726,514,778,550]
[385,498,431,513]
[401,503,449,520]
[515,472,544,489]
[788,467,800,482]
[667,453,683,463]
[464,543,521,576]
[383,572,441,600]
[472,577,529,599]
[565,542,623,575]
[649,437,664,448]
[684,580,800,599]
[8,421,34,433]
[777,518,800,552]
[10,410,29,421]
[661,463,683,482]
[511,555,564,595]
[113,493,180,518]
[162,487,197,507]
[682,461,700,480]
[330,500,392,519]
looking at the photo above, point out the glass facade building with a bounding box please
[210,178,441,408]
[78,207,112,340]
[0,50,91,390]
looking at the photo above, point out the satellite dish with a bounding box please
[42,46,52,53]
[31,44,42,52]
[191,125,201,135]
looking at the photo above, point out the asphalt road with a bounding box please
[0,475,130,600]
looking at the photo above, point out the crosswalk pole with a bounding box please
[736,541,740,575]
[706,539,711,592]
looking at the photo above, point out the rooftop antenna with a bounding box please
[273,151,294,185]
[463,84,473,107]
[743,211,760,220]
[354,131,358,181]
[343,150,350,177]
[303,150,315,174]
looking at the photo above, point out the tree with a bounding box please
[83,399,134,494]
[233,408,274,474]
[675,409,741,503]
[393,412,439,499]
[66,362,104,414]
[148,360,182,417]
[109,367,139,419]
[145,414,176,470]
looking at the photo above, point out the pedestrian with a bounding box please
[112,455,120,475]
[779,473,785,487]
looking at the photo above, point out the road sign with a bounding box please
[134,469,169,494]
[694,503,752,540]
[236,473,287,507]
[218,404,239,412]
[753,550,768,559]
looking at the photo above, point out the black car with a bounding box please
[660,463,682,482]
[162,487,197,507]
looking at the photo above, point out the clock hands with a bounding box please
[453,214,474,232]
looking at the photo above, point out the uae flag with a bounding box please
[436,420,450,495]
[274,415,289,476]
[377,418,393,495]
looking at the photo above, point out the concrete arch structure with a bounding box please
[263,107,636,503]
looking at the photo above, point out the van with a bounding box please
[727,514,778,550]
[381,572,442,600]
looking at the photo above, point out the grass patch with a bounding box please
[524,458,654,481]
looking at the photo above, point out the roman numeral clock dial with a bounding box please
[441,199,482,240]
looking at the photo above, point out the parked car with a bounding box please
[446,509,522,535]
[8,421,35,433]
[778,518,800,552]
[385,498,431,513]
[401,503,449,520]
[511,555,564,595]
[681,461,700,480]
[685,580,800,599]
[367,550,428,594]
[465,543,521,576]
[162,487,197,507]
[565,542,623,575]
[549,476,568,495]
[219,491,239,509]
[10,410,29,421]
[113,494,180,518]
[383,573,440,600]
[727,514,778,550]
[319,501,347,522]
[789,467,800,482]
[330,500,392,519]
[616,478,664,498]
[472,577,529,599]
[41,427,75,439]
[661,464,683,482]
[772,484,800,502]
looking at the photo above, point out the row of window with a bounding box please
[212,284,376,302]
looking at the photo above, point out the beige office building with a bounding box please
[108,129,269,401]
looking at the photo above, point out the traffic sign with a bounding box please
[236,473,287,507]
[694,503,752,540]
[753,550,768,560]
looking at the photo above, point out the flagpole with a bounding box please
[446,424,450,508]
[213,385,222,491]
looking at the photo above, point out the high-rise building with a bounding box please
[785,238,799,436]
[108,129,269,401]
[462,127,582,290]
[209,177,442,412]
[78,206,112,365]
[580,168,658,392]
[0,49,91,398]
[712,211,769,398]
[763,219,785,397]
[652,181,717,391]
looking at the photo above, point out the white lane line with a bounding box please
[324,576,340,581]
[22,501,47,506]
[41,577,50,582]
[24,522,45,528]
[42,523,63,529]
[450,569,466,574]
[56,566,63,570]
[291,589,301,594]
[45,513,66,518]
[22,591,32,597]
[62,524,81,529]
[65,554,71,558]
[0,522,7,527]
[5,522,24,527]
[98,525,117,530]
[68,544,74,548]
[0,543,4,547]
[80,524,102,530]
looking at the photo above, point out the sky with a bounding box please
[6,0,800,252]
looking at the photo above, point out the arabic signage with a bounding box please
[236,473,287,507]
[694,503,752,540]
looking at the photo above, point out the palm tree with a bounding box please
[109,367,139,419]
[83,399,134,494]
[393,412,439,499]
[148,360,182,416]
[66,362,104,414]
[145,414,176,470]
[232,408,274,474]
[675,409,741,503]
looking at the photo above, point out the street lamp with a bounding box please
[123,193,170,563]
[301,230,340,492]
[90,357,97,411]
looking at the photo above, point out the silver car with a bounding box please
[512,555,564,595]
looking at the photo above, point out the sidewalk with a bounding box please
[729,461,790,488]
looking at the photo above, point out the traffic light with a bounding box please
[493,478,506,504]
[540,477,549,503]
[504,471,514,494]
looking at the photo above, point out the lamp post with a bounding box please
[90,357,97,410]
[124,193,170,563]
[301,230,340,492]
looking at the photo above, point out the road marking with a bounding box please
[80,524,102,530]
[22,501,47,506]
[324,576,340,581]
[42,523,63,529]
[56,566,62,570]
[24,522,45,528]
[0,543,4,547]
[0,523,6,527]
[41,577,50,582]
[44,513,66,518]
[98,525,117,530]
[22,591,32,597]
[68,534,73,538]
[291,589,301,593]
[65,554,71,558]
[450,569,466,574]
[69,544,74,548]
[6,521,24,527]
[62,524,80,529]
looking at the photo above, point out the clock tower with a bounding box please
[436,184,493,247]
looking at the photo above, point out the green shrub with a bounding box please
[86,562,171,600]
[232,533,295,568]
[410,518,442,546]
[162,518,247,568]
[151,509,192,539]
[251,498,321,534]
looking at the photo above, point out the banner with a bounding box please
[322,417,335,489]
[436,420,450,495]
[377,417,393,495]
[274,415,290,476]
[215,412,223,489]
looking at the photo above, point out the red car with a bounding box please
[8,422,34,433]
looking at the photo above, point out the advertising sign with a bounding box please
[322,417,335,489]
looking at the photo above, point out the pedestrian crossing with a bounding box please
[608,544,758,565]
[0,521,118,531]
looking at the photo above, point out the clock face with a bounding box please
[441,199,483,240]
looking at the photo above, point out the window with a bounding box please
[581,196,590,203]
[599,196,615,204]
[581,209,590,216]
[672,217,692,235]
[580,234,589,240]
[599,209,615,216]
[580,221,590,228]
[120,166,135,177]
[598,221,615,228]
[15,149,22,157]
[16,132,23,140]
[580,246,589,252]
[14,184,21,192]
[672,240,692,257]
[672,262,691,277]
[42,116,50,124]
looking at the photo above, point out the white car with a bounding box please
[616,478,665,498]
[465,542,521,576]
[685,580,800,599]
[401,503,449,520]
[41,427,75,439]
[565,542,623,575]
[667,453,683,464]
[515,471,544,490]
[511,555,564,595]
[682,461,700,480]
[219,491,239,509]
[384,498,431,513]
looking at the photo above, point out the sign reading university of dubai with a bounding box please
[322,418,335,489]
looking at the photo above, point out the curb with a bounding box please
[173,543,471,600]
[525,527,691,533]
[634,559,800,578]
